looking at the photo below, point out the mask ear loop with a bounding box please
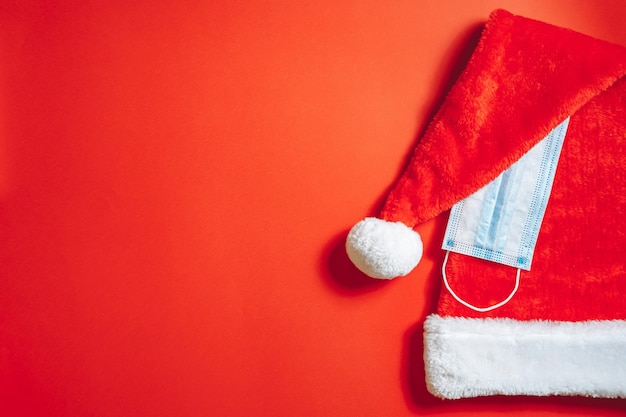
[442,251,521,313]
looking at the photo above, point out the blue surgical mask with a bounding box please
[441,118,570,310]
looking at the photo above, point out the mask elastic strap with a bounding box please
[442,251,520,313]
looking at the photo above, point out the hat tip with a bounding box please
[346,217,423,279]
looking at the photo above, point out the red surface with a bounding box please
[1,1,625,416]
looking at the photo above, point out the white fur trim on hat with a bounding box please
[346,217,423,279]
[424,314,626,399]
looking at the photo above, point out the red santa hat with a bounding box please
[346,9,626,399]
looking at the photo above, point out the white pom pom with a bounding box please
[346,217,423,279]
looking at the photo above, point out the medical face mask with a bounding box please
[441,118,570,311]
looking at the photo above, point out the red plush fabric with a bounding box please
[380,9,626,228]
[379,9,626,321]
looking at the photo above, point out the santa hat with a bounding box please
[346,9,626,399]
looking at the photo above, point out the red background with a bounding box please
[1,1,625,416]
